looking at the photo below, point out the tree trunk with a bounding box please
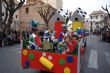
[4,13,14,35]
[44,19,49,29]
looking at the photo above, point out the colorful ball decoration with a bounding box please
[28,53,35,60]
[48,55,52,60]
[59,58,66,65]
[66,56,73,63]
[42,52,46,57]
[25,60,30,68]
[23,50,28,56]
[31,19,38,27]
[64,67,71,73]
[39,56,54,70]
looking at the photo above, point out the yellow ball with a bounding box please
[23,50,28,56]
[64,67,71,73]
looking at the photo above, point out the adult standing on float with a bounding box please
[29,19,42,50]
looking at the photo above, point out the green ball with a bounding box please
[28,53,35,60]
[59,58,66,65]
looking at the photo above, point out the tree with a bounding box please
[102,5,110,18]
[102,5,110,30]
[37,4,56,28]
[1,0,25,34]
[65,10,73,24]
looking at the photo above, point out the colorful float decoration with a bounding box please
[21,8,87,73]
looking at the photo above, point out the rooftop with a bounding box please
[21,1,55,10]
[90,10,105,16]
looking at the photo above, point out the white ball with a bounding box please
[48,55,52,60]
[42,52,46,57]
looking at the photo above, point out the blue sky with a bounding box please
[63,0,110,17]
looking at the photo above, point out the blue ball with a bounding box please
[25,60,30,68]
[67,56,74,63]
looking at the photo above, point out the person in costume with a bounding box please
[58,25,69,42]
[29,19,42,50]
[54,18,64,39]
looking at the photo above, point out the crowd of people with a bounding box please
[93,29,110,43]
[0,30,31,47]
[23,26,80,54]
[22,18,87,54]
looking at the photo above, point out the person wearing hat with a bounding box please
[58,25,69,43]
[29,19,42,50]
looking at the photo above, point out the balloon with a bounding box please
[31,19,38,27]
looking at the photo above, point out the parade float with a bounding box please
[21,7,87,73]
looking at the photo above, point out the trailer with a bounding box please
[21,38,86,73]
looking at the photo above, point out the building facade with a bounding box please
[89,10,106,32]
[19,0,57,31]
[11,9,20,31]
[27,0,63,9]
[84,18,91,31]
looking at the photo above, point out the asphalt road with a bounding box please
[0,35,110,73]
[81,35,110,73]
[0,44,40,73]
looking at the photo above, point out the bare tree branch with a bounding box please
[102,5,110,18]
[37,4,56,27]
[1,0,25,34]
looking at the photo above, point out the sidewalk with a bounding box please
[81,35,110,73]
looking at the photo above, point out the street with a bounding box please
[0,35,110,73]
[0,44,39,73]
[81,35,110,73]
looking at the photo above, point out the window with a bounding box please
[91,22,93,25]
[16,15,18,18]
[2,12,4,16]
[26,8,29,14]
[96,16,98,19]
[90,16,92,19]
[100,15,103,19]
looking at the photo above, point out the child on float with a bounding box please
[62,35,75,54]
[71,33,79,49]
